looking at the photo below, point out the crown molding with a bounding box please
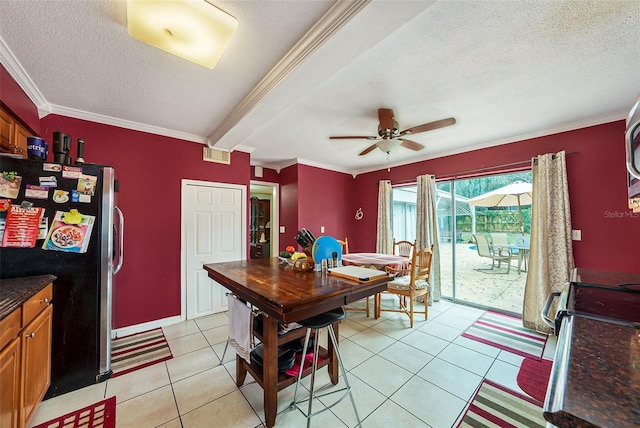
[0,34,49,111]
[47,104,208,143]
[231,144,254,154]
[206,0,371,146]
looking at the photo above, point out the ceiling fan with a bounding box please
[330,108,456,156]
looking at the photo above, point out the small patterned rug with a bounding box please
[462,312,548,361]
[111,328,172,377]
[32,396,116,428]
[517,358,554,402]
[457,380,546,427]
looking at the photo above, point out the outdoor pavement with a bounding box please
[439,243,526,314]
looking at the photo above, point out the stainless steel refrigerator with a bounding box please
[0,156,123,398]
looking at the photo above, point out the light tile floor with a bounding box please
[29,298,556,428]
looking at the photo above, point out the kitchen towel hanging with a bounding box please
[227,294,252,363]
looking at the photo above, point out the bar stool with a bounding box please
[290,307,362,428]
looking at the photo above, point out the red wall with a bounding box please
[353,121,640,273]
[0,64,41,134]
[251,166,278,182]
[298,164,354,243]
[279,165,299,249]
[37,115,251,328]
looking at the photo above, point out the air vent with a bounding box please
[203,147,231,164]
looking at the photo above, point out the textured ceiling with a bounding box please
[1,0,639,175]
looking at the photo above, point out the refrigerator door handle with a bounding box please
[114,206,124,275]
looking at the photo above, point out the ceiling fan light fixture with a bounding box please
[127,0,238,69]
[377,139,400,154]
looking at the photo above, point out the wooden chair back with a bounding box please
[412,246,433,286]
[393,239,415,258]
[337,237,349,255]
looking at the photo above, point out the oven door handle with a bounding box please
[541,291,561,328]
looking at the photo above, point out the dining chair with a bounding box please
[336,237,349,255]
[340,237,371,317]
[376,245,433,327]
[473,234,511,273]
[392,239,415,258]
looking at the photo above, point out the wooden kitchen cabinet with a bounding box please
[0,336,21,428]
[0,107,30,158]
[0,282,53,428]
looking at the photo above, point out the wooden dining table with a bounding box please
[203,257,390,428]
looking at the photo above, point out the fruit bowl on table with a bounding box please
[278,256,294,266]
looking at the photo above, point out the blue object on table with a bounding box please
[312,236,342,262]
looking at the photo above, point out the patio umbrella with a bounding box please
[467,181,532,234]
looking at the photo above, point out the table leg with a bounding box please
[328,320,339,384]
[263,315,279,428]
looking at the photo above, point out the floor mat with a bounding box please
[457,380,546,427]
[111,328,172,377]
[517,358,554,402]
[32,396,116,428]
[462,311,548,361]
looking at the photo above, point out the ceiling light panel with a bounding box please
[127,0,238,69]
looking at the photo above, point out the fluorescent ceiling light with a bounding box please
[127,0,238,69]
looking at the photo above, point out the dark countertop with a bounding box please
[0,274,57,321]
[544,315,640,427]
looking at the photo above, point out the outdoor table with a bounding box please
[203,257,389,428]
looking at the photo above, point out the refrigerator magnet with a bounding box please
[77,174,97,196]
[43,163,62,172]
[25,185,49,200]
[62,165,82,179]
[39,176,57,187]
[0,172,21,199]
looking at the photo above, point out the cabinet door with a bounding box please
[21,304,52,427]
[0,108,15,154]
[13,123,30,158]
[0,337,21,428]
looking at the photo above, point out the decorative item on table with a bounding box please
[311,236,343,269]
[293,228,316,256]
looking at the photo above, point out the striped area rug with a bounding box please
[33,396,116,428]
[462,312,548,361]
[111,328,172,377]
[457,380,546,427]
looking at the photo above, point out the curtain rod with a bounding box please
[391,151,578,185]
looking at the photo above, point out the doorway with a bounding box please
[249,181,279,260]
[181,180,246,319]
[392,171,532,315]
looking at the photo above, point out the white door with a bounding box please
[184,182,245,319]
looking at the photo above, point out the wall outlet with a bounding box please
[279,226,285,233]
[320,226,325,233]
[571,229,582,241]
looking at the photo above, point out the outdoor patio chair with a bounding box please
[473,234,512,274]
[377,245,433,327]
[490,232,518,266]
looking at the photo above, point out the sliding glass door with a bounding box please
[391,171,532,315]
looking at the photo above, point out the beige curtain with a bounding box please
[523,151,575,333]
[416,174,440,304]
[376,180,393,254]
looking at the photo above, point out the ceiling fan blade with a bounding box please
[400,139,425,151]
[399,117,456,136]
[378,108,395,132]
[359,143,378,156]
[329,135,378,140]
